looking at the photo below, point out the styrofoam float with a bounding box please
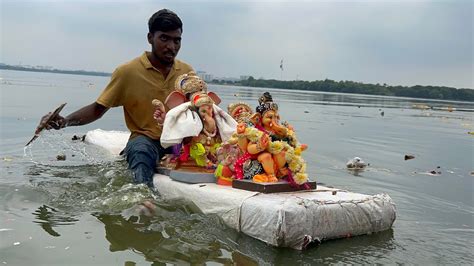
[85,129,396,250]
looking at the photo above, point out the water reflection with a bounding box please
[90,196,397,265]
[213,85,474,111]
[32,205,79,237]
[93,199,258,265]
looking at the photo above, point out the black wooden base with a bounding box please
[232,179,317,193]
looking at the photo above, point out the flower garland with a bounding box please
[231,125,309,185]
[281,142,308,185]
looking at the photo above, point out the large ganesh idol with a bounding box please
[217,92,310,186]
[159,72,237,169]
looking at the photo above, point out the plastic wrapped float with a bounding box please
[85,129,396,250]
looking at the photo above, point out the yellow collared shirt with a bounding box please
[96,52,194,140]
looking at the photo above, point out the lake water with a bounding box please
[1,70,473,265]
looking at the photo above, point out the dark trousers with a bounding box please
[123,135,166,187]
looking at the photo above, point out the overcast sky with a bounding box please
[1,0,472,88]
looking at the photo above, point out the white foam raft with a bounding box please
[85,129,397,250]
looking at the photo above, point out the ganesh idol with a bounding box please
[158,72,237,168]
[225,92,309,185]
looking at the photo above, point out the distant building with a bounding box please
[35,65,53,70]
[196,70,213,82]
[240,75,250,81]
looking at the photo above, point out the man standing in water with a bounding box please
[36,9,194,187]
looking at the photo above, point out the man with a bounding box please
[36,9,194,187]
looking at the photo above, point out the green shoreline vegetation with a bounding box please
[235,77,474,102]
[0,64,110,77]
[1,64,472,102]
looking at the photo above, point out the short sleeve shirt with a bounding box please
[96,52,194,140]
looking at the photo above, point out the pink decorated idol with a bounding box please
[216,92,311,187]
[159,72,237,168]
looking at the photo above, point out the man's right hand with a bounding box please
[34,102,108,135]
[35,113,67,134]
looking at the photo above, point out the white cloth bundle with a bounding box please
[160,102,238,148]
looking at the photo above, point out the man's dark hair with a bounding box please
[148,9,183,34]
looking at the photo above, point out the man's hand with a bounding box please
[27,103,67,146]
[36,113,67,133]
[29,103,107,146]
[152,99,166,126]
[33,103,68,135]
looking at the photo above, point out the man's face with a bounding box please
[148,29,182,66]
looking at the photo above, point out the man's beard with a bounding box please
[159,58,174,66]
[159,52,176,66]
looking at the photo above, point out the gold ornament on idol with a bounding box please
[202,127,217,145]
[191,92,214,108]
[175,72,208,95]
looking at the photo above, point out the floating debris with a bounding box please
[470,171,474,176]
[468,132,474,135]
[380,111,384,117]
[13,242,20,246]
[425,166,442,176]
[304,110,309,113]
[56,154,66,161]
[71,135,86,141]
[404,155,415,160]
[412,104,431,110]
[440,106,456,112]
[346,157,368,170]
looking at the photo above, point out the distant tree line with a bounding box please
[236,77,474,102]
[2,63,472,101]
[0,64,111,77]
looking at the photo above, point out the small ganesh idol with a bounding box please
[218,92,310,186]
[227,102,253,124]
[158,72,237,169]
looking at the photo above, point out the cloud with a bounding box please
[1,0,472,88]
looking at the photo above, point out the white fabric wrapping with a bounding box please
[160,102,202,148]
[214,105,238,142]
[160,102,238,148]
[85,129,397,250]
[152,174,396,250]
[153,174,259,230]
[238,190,396,249]
[84,129,130,156]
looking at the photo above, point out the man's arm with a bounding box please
[38,102,109,131]
[64,102,109,127]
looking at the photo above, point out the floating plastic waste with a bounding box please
[346,157,368,170]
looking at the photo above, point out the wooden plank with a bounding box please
[232,179,317,193]
[157,167,216,184]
